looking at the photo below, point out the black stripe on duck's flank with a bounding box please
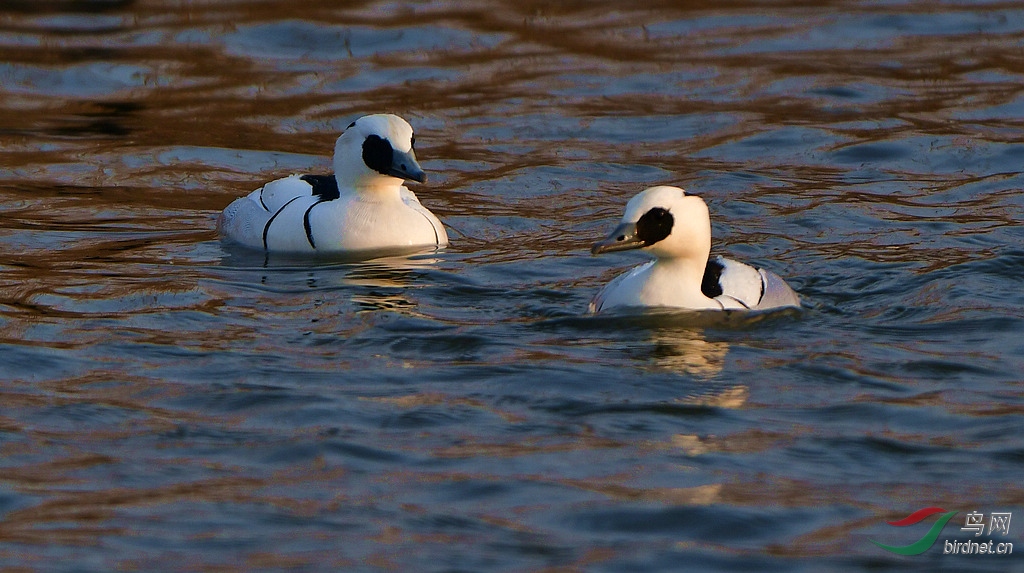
[262,196,302,251]
[362,134,394,176]
[635,207,674,247]
[302,200,322,249]
[300,174,340,201]
[758,272,766,305]
[258,186,270,211]
[413,208,439,246]
[701,257,725,299]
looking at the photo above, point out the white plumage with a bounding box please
[218,114,447,256]
[590,185,800,313]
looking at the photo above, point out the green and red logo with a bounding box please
[871,507,958,555]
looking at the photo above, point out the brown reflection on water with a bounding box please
[0,423,353,557]
[0,370,203,419]
[0,373,258,548]
[378,459,1024,558]
[662,427,791,457]
[0,0,1018,261]
[860,388,1024,419]
[363,392,527,424]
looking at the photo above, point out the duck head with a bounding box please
[334,114,426,188]
[592,185,712,261]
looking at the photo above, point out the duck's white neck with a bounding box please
[338,174,406,201]
[359,178,404,194]
[653,255,707,286]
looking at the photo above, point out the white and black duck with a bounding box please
[590,185,800,313]
[218,113,447,255]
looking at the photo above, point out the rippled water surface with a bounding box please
[2,1,1024,571]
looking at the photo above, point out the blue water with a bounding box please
[0,1,1022,571]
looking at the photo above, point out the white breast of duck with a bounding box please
[590,185,800,313]
[218,114,448,255]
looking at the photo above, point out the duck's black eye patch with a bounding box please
[635,207,673,246]
[362,134,394,175]
[410,135,415,148]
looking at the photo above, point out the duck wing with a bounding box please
[219,174,339,251]
[703,256,799,310]
[257,174,337,212]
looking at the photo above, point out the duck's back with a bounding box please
[705,256,800,310]
[755,266,801,310]
[218,174,321,251]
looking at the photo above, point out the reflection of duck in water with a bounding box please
[343,255,443,313]
[590,186,800,313]
[641,326,747,415]
[645,327,730,379]
[218,114,447,257]
[216,249,443,317]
